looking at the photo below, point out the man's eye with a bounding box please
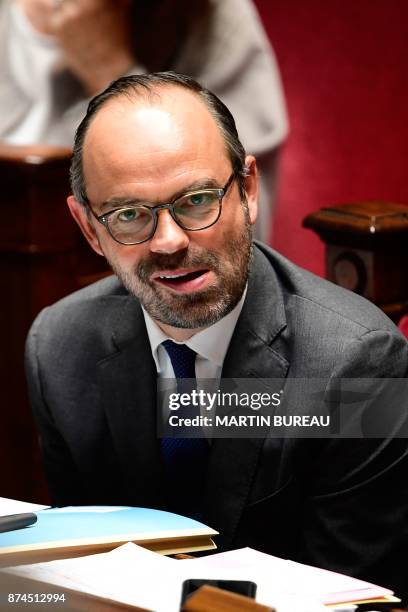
[117,208,140,222]
[186,192,214,207]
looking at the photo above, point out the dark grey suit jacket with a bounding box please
[26,243,408,596]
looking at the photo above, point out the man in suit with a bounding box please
[26,72,408,596]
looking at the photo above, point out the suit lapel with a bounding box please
[97,295,165,507]
[205,246,290,548]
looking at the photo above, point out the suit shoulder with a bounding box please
[40,275,130,317]
[251,244,407,377]
[27,275,134,345]
[254,242,401,336]
[54,275,128,306]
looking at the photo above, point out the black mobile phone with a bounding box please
[180,578,257,605]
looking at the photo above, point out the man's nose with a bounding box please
[149,210,190,254]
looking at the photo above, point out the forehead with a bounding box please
[82,87,231,203]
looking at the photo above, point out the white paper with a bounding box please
[4,544,326,612]
[0,497,49,517]
[180,549,390,604]
[176,549,325,611]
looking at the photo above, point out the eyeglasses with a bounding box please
[90,173,236,245]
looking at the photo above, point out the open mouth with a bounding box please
[151,268,211,293]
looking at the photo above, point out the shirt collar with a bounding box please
[142,285,247,371]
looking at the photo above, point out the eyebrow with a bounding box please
[98,177,222,212]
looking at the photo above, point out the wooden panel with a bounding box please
[0,145,109,503]
[303,202,408,321]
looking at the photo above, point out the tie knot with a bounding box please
[162,340,196,379]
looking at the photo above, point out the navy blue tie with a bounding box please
[161,340,208,519]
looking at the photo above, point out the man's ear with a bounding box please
[67,195,104,256]
[243,155,258,226]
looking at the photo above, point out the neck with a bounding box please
[155,320,205,342]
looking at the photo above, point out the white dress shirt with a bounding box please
[143,287,247,429]
[142,286,247,383]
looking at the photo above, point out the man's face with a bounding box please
[68,87,258,331]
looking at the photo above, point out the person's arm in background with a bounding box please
[47,0,136,95]
[18,0,136,95]
[0,0,145,144]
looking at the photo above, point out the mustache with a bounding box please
[137,248,220,280]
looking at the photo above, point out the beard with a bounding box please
[107,212,253,329]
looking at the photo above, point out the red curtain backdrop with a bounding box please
[255,0,408,277]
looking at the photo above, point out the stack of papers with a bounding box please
[2,544,394,611]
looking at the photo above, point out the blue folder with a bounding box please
[0,507,217,563]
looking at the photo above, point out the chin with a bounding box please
[149,291,242,329]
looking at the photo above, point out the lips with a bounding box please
[151,268,211,293]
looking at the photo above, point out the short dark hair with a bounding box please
[70,72,248,206]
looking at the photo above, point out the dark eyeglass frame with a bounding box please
[89,172,236,245]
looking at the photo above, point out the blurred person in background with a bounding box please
[0,0,287,241]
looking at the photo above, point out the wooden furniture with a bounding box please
[182,585,274,612]
[0,144,109,503]
[303,201,408,322]
[0,570,146,611]
[0,575,274,611]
